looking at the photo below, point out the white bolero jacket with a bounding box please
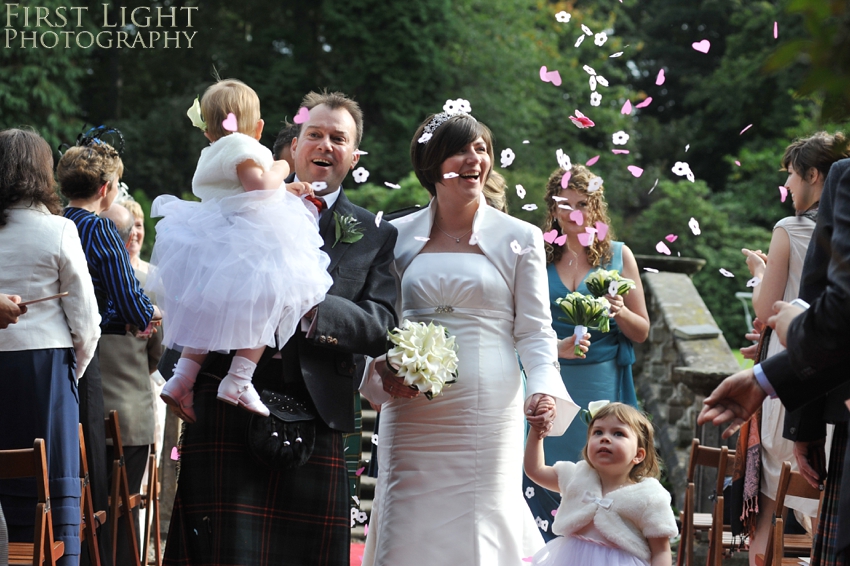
[551,460,679,562]
[361,194,578,435]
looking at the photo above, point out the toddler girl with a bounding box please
[149,78,332,421]
[524,401,678,566]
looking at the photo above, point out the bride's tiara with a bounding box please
[418,99,474,144]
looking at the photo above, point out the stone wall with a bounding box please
[634,270,741,512]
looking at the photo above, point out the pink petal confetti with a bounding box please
[560,171,572,188]
[692,39,711,53]
[554,234,567,246]
[689,217,701,235]
[656,241,671,255]
[612,149,630,155]
[773,21,778,39]
[293,106,310,124]
[413,236,430,242]
[364,523,369,536]
[735,160,741,166]
[644,267,660,273]
[375,211,384,227]
[595,221,609,241]
[577,232,595,247]
[523,558,533,563]
[551,509,558,517]
[586,155,600,166]
[569,110,595,128]
[170,447,179,461]
[621,100,632,115]
[569,209,584,226]
[221,112,238,132]
[655,69,666,86]
[747,276,762,288]
[719,268,735,278]
[538,66,563,86]
[635,97,653,109]
[740,124,753,135]
[665,234,678,243]
[779,185,788,202]
[355,466,366,476]
[543,230,558,244]
[627,165,644,177]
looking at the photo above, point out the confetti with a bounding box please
[589,76,597,91]
[443,98,471,114]
[443,172,459,179]
[170,447,179,461]
[621,100,632,115]
[747,276,762,288]
[586,155,600,166]
[539,66,562,87]
[609,52,624,58]
[418,132,432,144]
[649,179,659,194]
[523,140,530,144]
[594,32,608,46]
[689,217,701,235]
[719,268,735,278]
[740,124,753,135]
[575,35,586,48]
[612,149,630,155]
[595,221,609,240]
[656,241,671,255]
[353,149,369,156]
[685,144,690,152]
[555,234,567,246]
[627,165,644,177]
[692,39,711,53]
[569,209,584,226]
[581,24,593,36]
[556,149,572,170]
[596,76,609,87]
[413,236,430,242]
[583,65,597,76]
[773,21,778,39]
[587,177,604,192]
[516,184,526,198]
[375,211,383,227]
[672,161,692,178]
[352,166,370,183]
[355,467,365,476]
[779,185,788,202]
[644,267,660,273]
[510,240,523,254]
[635,97,653,109]
[522,204,538,211]
[500,148,516,168]
[384,182,401,189]
[665,234,678,243]
[590,92,602,106]
[469,232,480,245]
[577,231,595,247]
[560,170,572,188]
[735,160,741,167]
[656,69,666,86]
[525,486,536,498]
[222,112,238,132]
[555,11,570,23]
[612,131,630,145]
[543,230,558,244]
[293,106,310,124]
[371,434,379,445]
[312,181,328,191]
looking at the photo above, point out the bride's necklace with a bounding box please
[435,222,472,244]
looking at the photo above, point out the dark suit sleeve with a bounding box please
[311,224,398,358]
[765,160,850,409]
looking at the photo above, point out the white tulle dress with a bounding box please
[148,132,332,352]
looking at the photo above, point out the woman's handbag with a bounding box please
[247,389,316,469]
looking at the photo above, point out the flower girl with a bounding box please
[149,78,332,421]
[524,401,678,566]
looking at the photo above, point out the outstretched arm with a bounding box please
[697,368,767,438]
[237,159,290,192]
[523,429,559,492]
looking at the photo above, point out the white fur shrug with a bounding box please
[551,460,678,562]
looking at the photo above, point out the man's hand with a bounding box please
[0,294,26,329]
[526,394,556,436]
[697,368,767,438]
[793,439,827,490]
[767,301,804,347]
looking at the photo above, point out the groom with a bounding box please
[163,91,398,566]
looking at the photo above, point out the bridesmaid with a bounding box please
[523,164,649,541]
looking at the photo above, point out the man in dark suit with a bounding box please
[698,158,850,560]
[163,91,398,566]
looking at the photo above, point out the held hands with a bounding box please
[741,248,768,278]
[526,394,556,438]
[0,294,26,329]
[558,333,590,359]
[697,368,767,439]
[767,301,804,347]
[376,358,420,400]
[793,439,827,490]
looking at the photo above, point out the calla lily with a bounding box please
[187,97,206,132]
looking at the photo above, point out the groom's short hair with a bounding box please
[299,91,364,148]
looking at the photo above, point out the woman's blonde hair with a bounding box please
[581,402,661,482]
[542,164,613,267]
[120,199,144,221]
[57,143,124,200]
[201,79,261,141]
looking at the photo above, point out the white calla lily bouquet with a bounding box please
[555,292,611,356]
[585,269,636,298]
[387,320,459,400]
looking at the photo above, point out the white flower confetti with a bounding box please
[516,184,526,199]
[418,132,432,144]
[443,98,471,115]
[413,236,430,242]
[443,172,459,179]
[689,217,701,235]
[594,32,608,46]
[522,204,538,211]
[609,51,624,58]
[590,92,602,106]
[510,240,522,254]
[596,76,609,87]
[644,267,660,273]
[746,276,761,288]
[375,211,384,227]
[575,35,586,47]
[352,166,370,184]
[589,76,597,91]
[556,149,572,171]
[500,148,516,168]
[612,131,630,145]
[371,433,379,446]
[719,268,735,278]
[555,11,571,23]
[581,24,593,35]
[525,486,535,499]
[384,182,401,189]
[353,149,369,156]
[671,161,692,177]
[583,65,597,76]
[312,181,328,192]
[587,177,604,193]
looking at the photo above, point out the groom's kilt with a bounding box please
[163,370,349,566]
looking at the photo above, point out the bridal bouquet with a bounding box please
[585,269,636,298]
[387,320,459,400]
[555,292,611,356]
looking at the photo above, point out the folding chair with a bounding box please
[141,444,161,566]
[0,439,65,565]
[78,424,104,566]
[104,411,142,566]
[755,461,823,566]
[705,444,738,566]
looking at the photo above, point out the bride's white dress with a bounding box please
[363,253,547,565]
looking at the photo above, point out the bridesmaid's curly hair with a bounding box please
[542,165,613,267]
[0,128,60,226]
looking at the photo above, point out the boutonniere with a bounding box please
[333,212,364,247]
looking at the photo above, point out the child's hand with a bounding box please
[286,181,314,197]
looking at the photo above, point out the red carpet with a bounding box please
[351,542,365,565]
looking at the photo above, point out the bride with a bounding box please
[361,106,579,565]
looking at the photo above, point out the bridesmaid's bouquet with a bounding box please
[555,292,611,356]
[387,320,459,400]
[585,269,636,298]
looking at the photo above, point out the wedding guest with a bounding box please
[361,108,578,565]
[119,198,150,274]
[164,90,397,566]
[0,128,101,566]
[272,120,300,171]
[0,293,26,328]
[736,132,848,564]
[57,131,159,566]
[524,164,649,540]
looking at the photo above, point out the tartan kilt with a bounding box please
[812,425,848,566]
[163,371,350,566]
